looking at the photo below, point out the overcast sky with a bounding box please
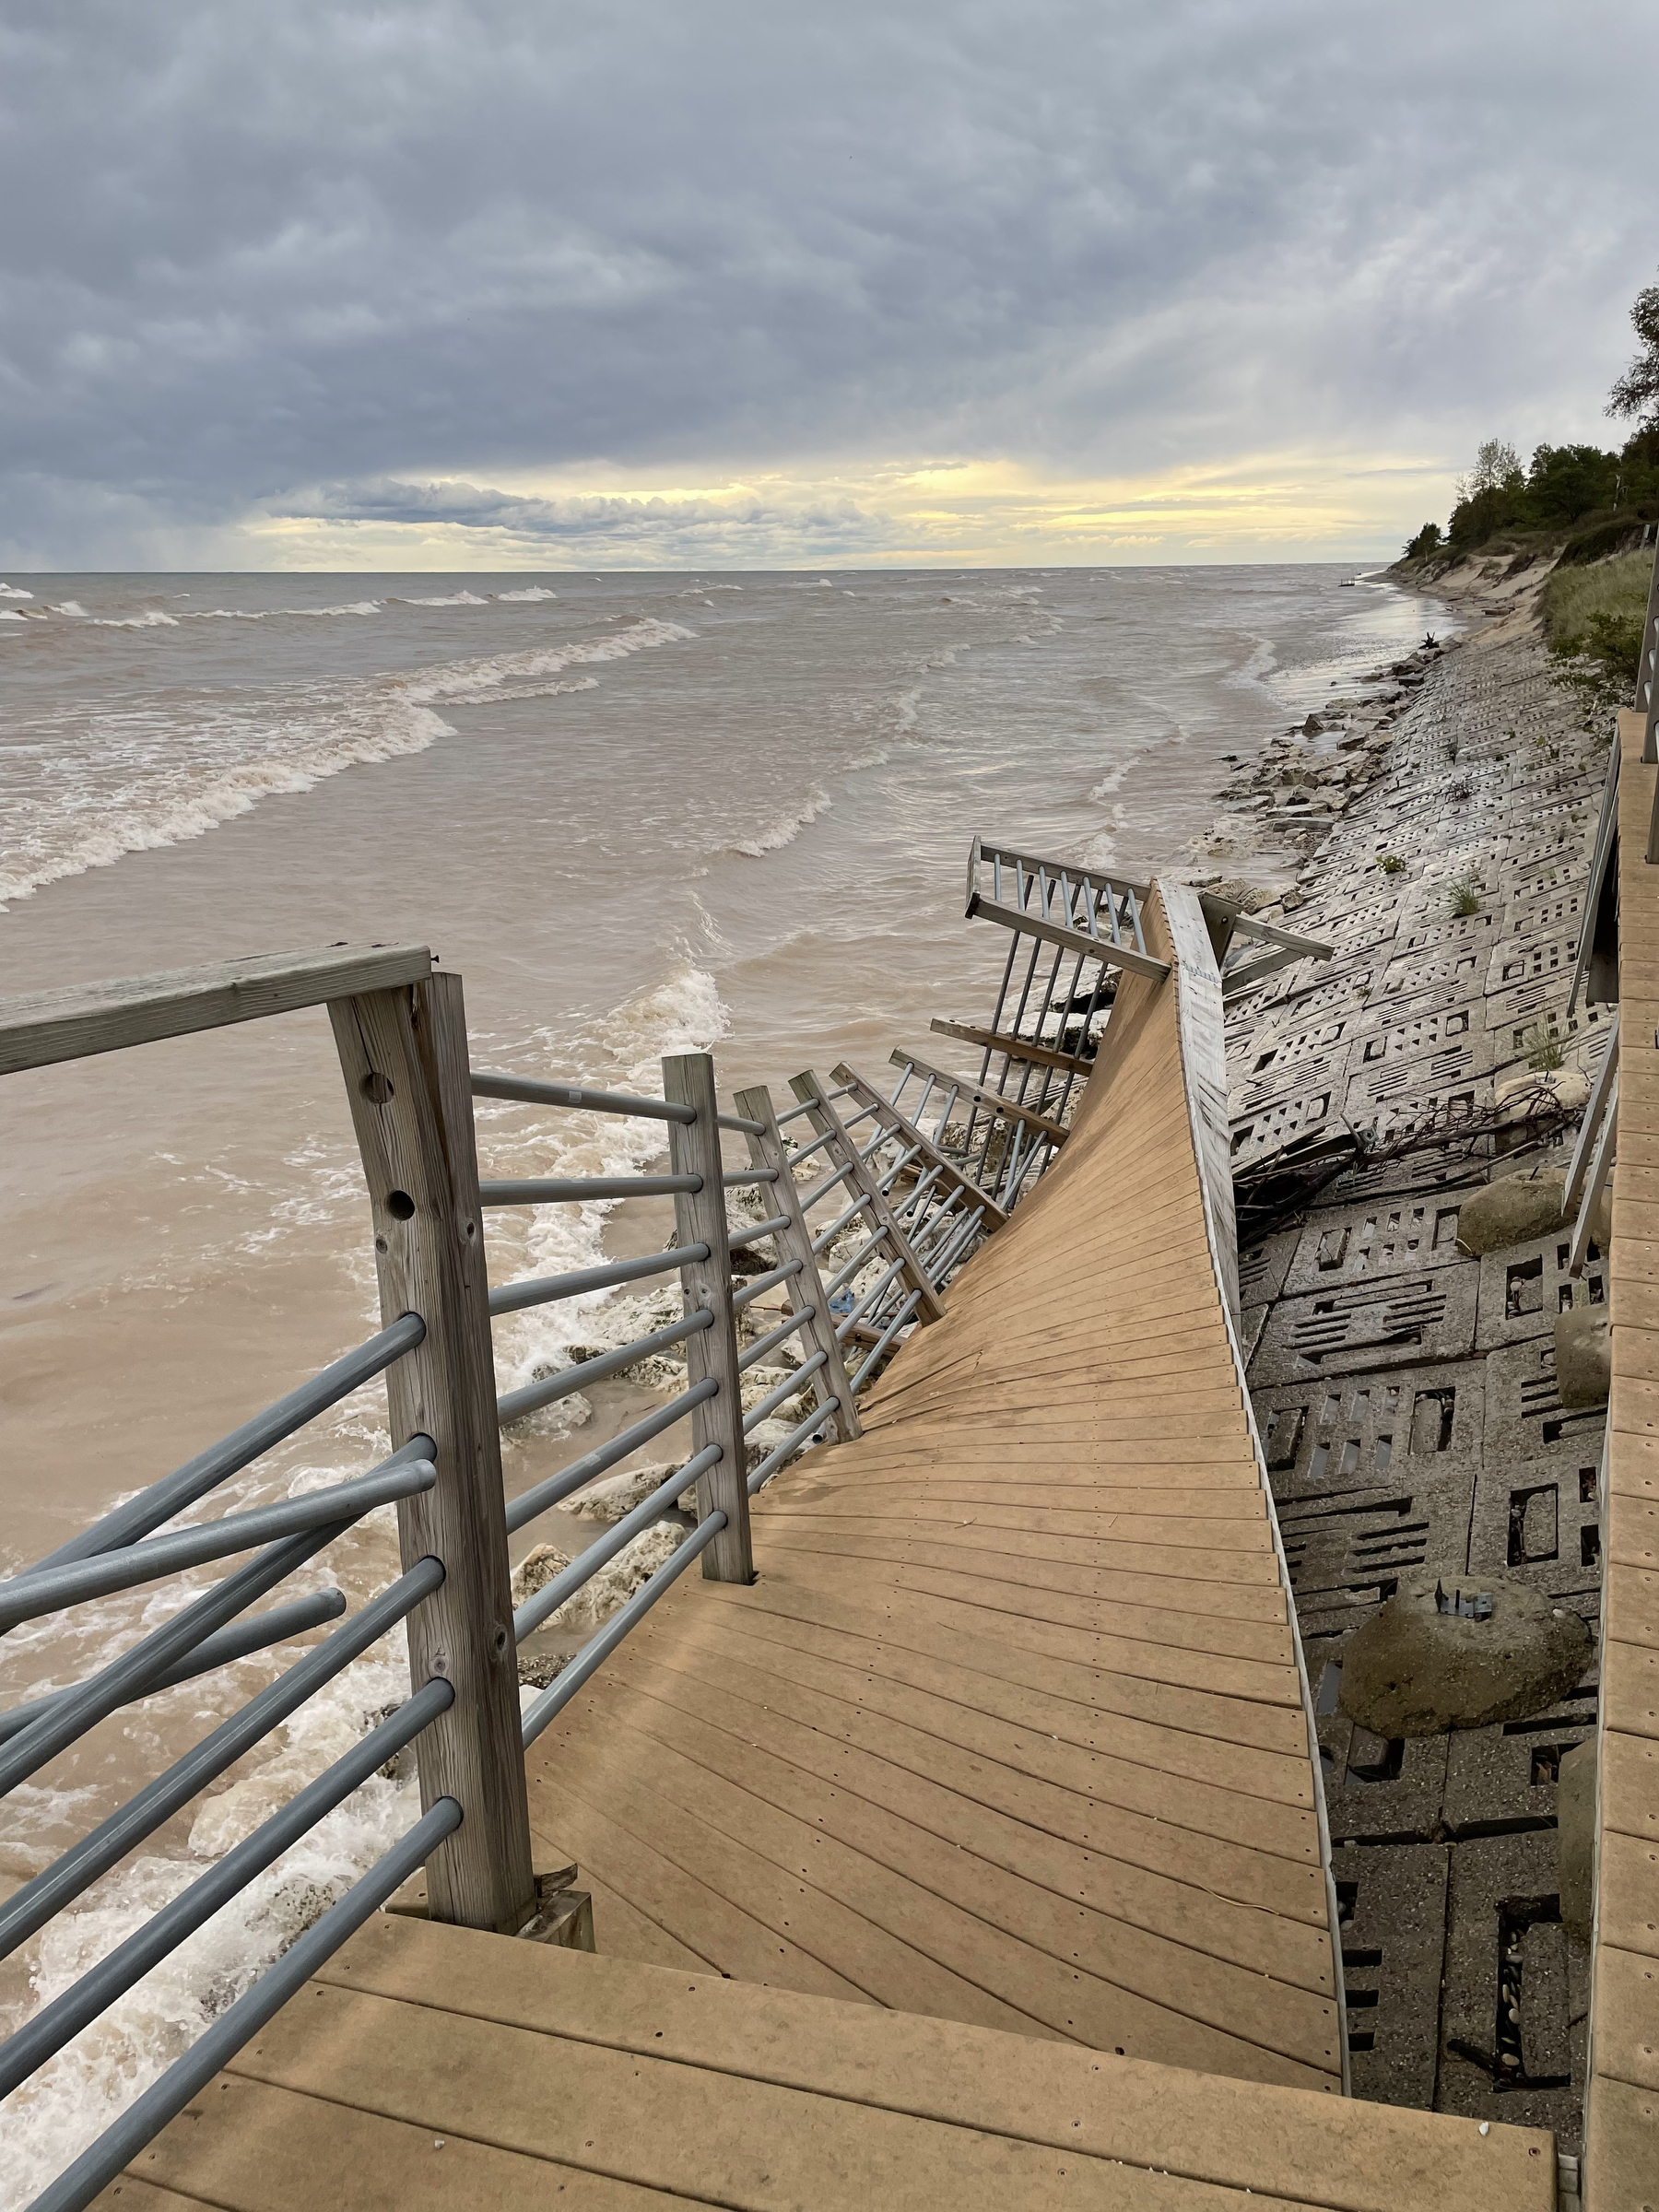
[4,0,1653,570]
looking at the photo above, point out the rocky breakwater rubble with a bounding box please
[1203,577,1615,2158]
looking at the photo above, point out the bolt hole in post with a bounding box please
[360,1071,395,1103]
[385,1189,417,1220]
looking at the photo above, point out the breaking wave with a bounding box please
[730,784,832,857]
[0,618,696,910]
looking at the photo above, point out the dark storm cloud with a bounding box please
[2,0,1653,563]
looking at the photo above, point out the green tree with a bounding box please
[1608,276,1659,434]
[1455,439,1524,501]
[1526,442,1619,523]
[1402,522,1442,559]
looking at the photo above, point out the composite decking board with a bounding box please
[772,1477,1269,1513]
[757,1500,1279,1566]
[534,1739,1041,2031]
[106,2077,685,2212]
[525,1782,872,1998]
[565,1672,1339,2018]
[106,1910,1557,2212]
[734,1557,1300,1703]
[585,1644,1333,1957]
[748,1534,1296,1657]
[693,1573,1310,1751]
[542,1707,1340,2083]
[606,1625,1325,1893]
[223,1983,1298,2212]
[662,1600,1319,1809]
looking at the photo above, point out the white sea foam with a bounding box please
[0,610,25,623]
[0,582,33,599]
[0,618,694,910]
[479,961,732,1393]
[49,602,88,618]
[496,587,558,602]
[89,609,179,629]
[730,784,832,857]
[401,590,488,606]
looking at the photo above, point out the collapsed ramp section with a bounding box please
[525,881,1347,2094]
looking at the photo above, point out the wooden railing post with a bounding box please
[733,1083,862,1443]
[330,971,536,1935]
[663,1053,754,1583]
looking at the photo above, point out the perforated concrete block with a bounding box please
[1473,1225,1604,1352]
[1331,1841,1450,2108]
[1442,1712,1596,1838]
[1318,1713,1450,1844]
[1282,1196,1470,1297]
[1439,1830,1584,2149]
[1254,1360,1485,1498]
[1483,1341,1608,1465]
[1468,1446,1606,1588]
[1279,1469,1477,1621]
[1252,1265,1478,1384]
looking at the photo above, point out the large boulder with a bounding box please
[1455,1170,1570,1255]
[1556,1304,1610,1407]
[1494,1067,1590,1125]
[1339,1570,1591,1736]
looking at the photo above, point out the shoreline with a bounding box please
[1215,565,1610,2141]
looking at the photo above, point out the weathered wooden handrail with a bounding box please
[0,941,433,1075]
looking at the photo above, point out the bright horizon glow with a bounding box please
[172,446,1463,572]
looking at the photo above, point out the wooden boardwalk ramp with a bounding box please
[99,882,1559,2208]
[524,880,1343,2090]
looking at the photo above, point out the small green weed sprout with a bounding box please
[1378,853,1406,875]
[1449,876,1481,917]
[1523,1025,1566,1072]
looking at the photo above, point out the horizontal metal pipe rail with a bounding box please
[775,1082,853,1127]
[481,1165,774,1206]
[851,1288,924,1391]
[736,1306,816,1371]
[834,1251,909,1341]
[0,1558,444,1958]
[0,1453,436,1632]
[503,1381,718,1535]
[488,1241,709,1316]
[747,1400,841,1493]
[29,1314,427,1573]
[472,1069,695,1123]
[512,1447,723,1642]
[799,1160,859,1220]
[521,1512,726,1747]
[0,1523,357,1804]
[731,1256,804,1311]
[742,1353,826,1433]
[0,1588,347,1747]
[496,1309,714,1424]
[0,1676,456,2102]
[808,1187,867,1253]
[480,1171,700,1204]
[727,1209,791,1252]
[821,1230,888,1300]
[29,1798,465,2212]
